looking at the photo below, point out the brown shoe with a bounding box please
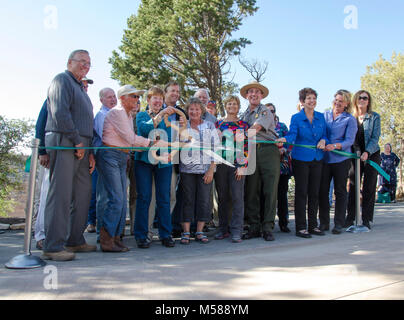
[65,243,97,253]
[114,236,130,252]
[86,224,96,233]
[41,250,75,261]
[100,228,122,252]
[36,240,44,250]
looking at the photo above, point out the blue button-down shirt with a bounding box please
[92,105,111,148]
[285,109,328,162]
[323,110,358,164]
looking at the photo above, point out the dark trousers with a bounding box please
[292,159,323,232]
[87,168,98,226]
[277,174,290,228]
[347,151,381,224]
[180,172,212,223]
[319,159,351,228]
[245,144,280,233]
[215,164,245,237]
[171,166,183,232]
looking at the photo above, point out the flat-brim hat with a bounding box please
[240,81,269,99]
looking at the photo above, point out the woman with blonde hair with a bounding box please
[318,90,358,234]
[345,90,381,229]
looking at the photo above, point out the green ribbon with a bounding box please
[255,140,390,182]
[30,142,390,182]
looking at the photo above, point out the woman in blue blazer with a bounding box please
[277,88,328,238]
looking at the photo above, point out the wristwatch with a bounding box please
[333,144,337,149]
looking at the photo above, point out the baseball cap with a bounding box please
[117,85,145,98]
[82,76,93,84]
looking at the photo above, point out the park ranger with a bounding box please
[240,81,280,241]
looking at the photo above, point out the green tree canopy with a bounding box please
[0,115,33,216]
[361,52,404,196]
[110,0,258,115]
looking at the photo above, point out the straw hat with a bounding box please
[240,81,269,99]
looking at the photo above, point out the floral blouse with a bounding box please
[215,120,250,168]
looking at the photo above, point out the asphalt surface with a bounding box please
[1,202,403,300]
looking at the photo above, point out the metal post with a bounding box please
[5,138,46,269]
[346,151,370,233]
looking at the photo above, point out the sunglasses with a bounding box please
[358,96,369,101]
[129,94,140,99]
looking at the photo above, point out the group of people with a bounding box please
[32,49,395,262]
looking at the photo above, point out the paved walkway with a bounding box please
[1,203,403,300]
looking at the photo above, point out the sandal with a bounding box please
[309,227,325,236]
[296,229,312,239]
[195,232,209,244]
[180,232,190,245]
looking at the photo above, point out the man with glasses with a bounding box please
[42,49,96,261]
[97,85,151,252]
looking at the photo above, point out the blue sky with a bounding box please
[0,0,403,127]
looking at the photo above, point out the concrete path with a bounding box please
[1,203,403,300]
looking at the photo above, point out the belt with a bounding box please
[104,143,130,154]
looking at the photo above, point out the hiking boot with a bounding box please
[100,228,122,252]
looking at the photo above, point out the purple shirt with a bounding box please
[323,110,358,164]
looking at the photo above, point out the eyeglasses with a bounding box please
[72,59,91,68]
[358,96,369,101]
[129,94,140,99]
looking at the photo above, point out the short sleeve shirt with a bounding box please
[240,104,277,141]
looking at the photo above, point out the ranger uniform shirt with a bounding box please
[241,104,278,142]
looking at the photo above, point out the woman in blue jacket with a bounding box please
[277,88,328,238]
[346,90,381,229]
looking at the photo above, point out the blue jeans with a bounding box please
[96,149,128,237]
[134,160,172,240]
[87,168,98,226]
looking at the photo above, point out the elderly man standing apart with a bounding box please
[240,81,280,241]
[97,85,151,252]
[42,49,96,261]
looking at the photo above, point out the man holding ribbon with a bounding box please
[240,81,280,242]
